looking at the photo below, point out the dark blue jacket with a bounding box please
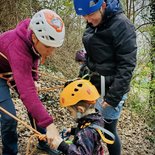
[83,0,137,107]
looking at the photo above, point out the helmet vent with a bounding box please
[77,83,82,87]
[49,36,54,40]
[74,88,79,92]
[30,9,65,47]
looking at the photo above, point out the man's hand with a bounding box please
[102,101,110,108]
[46,123,59,146]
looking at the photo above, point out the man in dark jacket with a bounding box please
[73,0,137,155]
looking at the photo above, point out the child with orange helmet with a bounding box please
[49,79,115,155]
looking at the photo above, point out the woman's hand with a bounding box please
[46,123,59,146]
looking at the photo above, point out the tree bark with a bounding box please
[149,0,155,105]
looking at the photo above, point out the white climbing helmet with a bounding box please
[29,9,65,47]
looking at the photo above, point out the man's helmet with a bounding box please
[29,9,65,47]
[73,0,104,16]
[60,79,100,107]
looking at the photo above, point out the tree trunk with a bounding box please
[149,0,155,105]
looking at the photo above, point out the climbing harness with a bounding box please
[0,70,66,93]
[80,122,115,144]
[0,52,67,92]
[89,124,115,144]
[61,121,115,145]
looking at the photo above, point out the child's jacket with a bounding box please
[58,112,104,155]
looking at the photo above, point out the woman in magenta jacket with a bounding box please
[0,9,65,155]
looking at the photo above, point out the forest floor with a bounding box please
[0,71,154,155]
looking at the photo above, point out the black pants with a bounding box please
[104,119,121,155]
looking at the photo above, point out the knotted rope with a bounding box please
[0,107,46,155]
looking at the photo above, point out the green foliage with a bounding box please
[128,37,155,128]
[128,72,155,130]
[0,0,41,31]
[128,85,155,130]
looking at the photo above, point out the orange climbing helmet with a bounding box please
[60,79,100,107]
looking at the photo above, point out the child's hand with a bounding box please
[50,136,63,150]
[60,128,71,140]
[64,128,71,135]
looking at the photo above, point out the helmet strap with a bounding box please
[31,34,41,57]
[32,46,40,57]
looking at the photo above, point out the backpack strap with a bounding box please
[89,124,115,144]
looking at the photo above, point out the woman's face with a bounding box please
[83,10,103,27]
[83,3,106,27]
[32,34,56,64]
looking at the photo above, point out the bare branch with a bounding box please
[136,22,155,30]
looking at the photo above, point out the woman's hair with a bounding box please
[73,100,95,109]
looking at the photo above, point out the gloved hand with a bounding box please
[60,128,71,140]
[50,136,63,150]
[79,64,91,79]
[46,123,59,145]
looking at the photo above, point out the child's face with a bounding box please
[67,106,77,119]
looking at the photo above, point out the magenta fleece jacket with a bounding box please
[0,19,53,128]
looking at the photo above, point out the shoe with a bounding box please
[37,142,62,155]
